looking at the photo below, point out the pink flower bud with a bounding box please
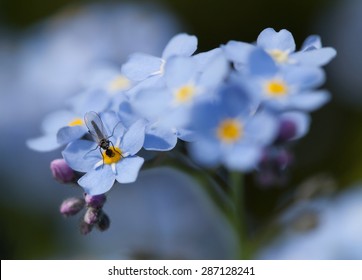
[84,194,107,209]
[60,197,85,217]
[50,159,75,184]
[84,207,100,225]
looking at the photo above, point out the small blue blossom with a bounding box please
[62,112,145,195]
[127,50,229,150]
[224,28,336,69]
[81,64,133,96]
[27,110,88,151]
[243,48,330,111]
[188,82,278,171]
[27,87,113,152]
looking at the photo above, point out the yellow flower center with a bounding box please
[265,79,288,97]
[268,49,289,64]
[68,118,84,127]
[217,119,243,144]
[102,147,122,165]
[107,75,131,92]
[174,84,197,104]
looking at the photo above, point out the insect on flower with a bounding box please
[84,111,121,160]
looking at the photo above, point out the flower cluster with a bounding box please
[28,28,336,233]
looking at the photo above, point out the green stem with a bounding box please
[230,171,248,259]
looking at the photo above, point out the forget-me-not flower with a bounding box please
[27,109,88,151]
[62,112,145,195]
[224,28,336,69]
[188,81,278,171]
[27,87,111,152]
[127,50,229,150]
[243,48,330,111]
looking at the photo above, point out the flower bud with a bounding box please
[277,119,297,142]
[84,194,107,209]
[60,197,85,217]
[257,148,293,187]
[79,221,93,235]
[97,212,110,232]
[84,207,100,225]
[50,159,75,184]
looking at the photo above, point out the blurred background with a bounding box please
[1,0,362,259]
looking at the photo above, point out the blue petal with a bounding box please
[26,134,60,152]
[165,56,197,88]
[288,90,331,111]
[257,28,296,52]
[78,167,115,195]
[190,97,221,132]
[162,33,197,59]
[245,112,278,145]
[120,120,146,155]
[192,47,222,71]
[188,139,221,168]
[100,111,125,140]
[118,101,138,128]
[291,48,337,67]
[115,156,144,183]
[70,89,111,114]
[301,35,322,51]
[284,66,325,89]
[248,48,278,77]
[132,88,172,120]
[177,128,197,142]
[144,127,177,151]
[121,53,162,81]
[62,140,99,172]
[223,40,254,64]
[41,110,75,133]
[57,125,86,145]
[198,52,229,88]
[223,144,261,171]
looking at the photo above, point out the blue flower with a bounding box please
[27,110,88,151]
[188,82,278,171]
[126,50,229,150]
[121,33,197,82]
[224,28,336,68]
[27,87,112,152]
[62,112,145,195]
[82,64,133,95]
[243,48,330,111]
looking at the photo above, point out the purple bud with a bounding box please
[97,212,110,232]
[50,159,75,184]
[276,149,293,168]
[79,221,93,235]
[84,194,107,209]
[84,207,100,225]
[60,197,85,217]
[256,147,293,188]
[277,119,297,142]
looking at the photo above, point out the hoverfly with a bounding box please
[84,111,121,160]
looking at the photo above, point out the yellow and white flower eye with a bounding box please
[264,79,289,98]
[216,118,243,144]
[174,84,198,105]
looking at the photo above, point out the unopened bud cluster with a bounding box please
[59,192,110,234]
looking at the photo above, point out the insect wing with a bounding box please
[84,111,108,143]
